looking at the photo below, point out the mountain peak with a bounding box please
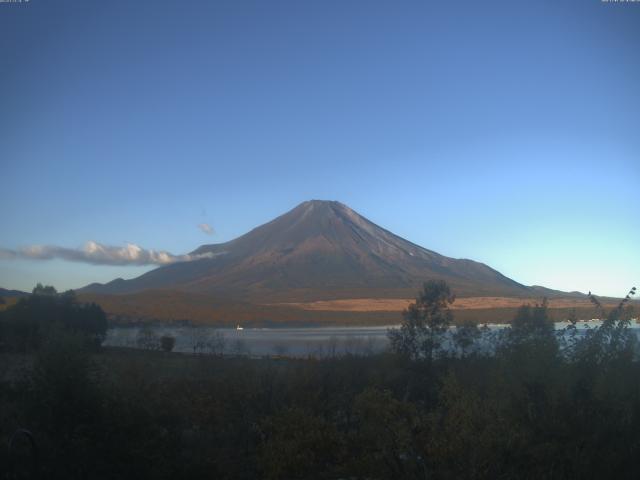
[292,199,353,218]
[83,200,529,298]
[299,199,344,207]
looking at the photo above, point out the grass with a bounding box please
[80,290,622,327]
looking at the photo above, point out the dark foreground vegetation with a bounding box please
[0,283,638,479]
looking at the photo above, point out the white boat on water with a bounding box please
[236,325,244,331]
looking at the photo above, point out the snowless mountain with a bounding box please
[83,200,531,300]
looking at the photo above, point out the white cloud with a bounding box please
[198,223,214,235]
[0,241,217,266]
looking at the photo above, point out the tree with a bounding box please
[388,280,455,361]
[510,299,553,336]
[0,285,107,351]
[453,319,480,357]
[502,299,558,357]
[498,299,559,385]
[32,283,58,296]
[160,335,176,353]
[573,287,638,364]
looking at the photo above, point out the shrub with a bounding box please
[160,335,176,353]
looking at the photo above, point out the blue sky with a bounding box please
[1,0,638,297]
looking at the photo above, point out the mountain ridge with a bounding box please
[0,288,29,298]
[82,200,535,300]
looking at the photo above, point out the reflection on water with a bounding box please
[104,320,640,358]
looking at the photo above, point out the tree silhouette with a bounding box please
[160,335,176,352]
[388,279,455,361]
[0,285,107,351]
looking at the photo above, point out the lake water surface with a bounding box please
[104,320,640,357]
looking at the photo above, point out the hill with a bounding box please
[78,200,608,325]
[0,288,28,298]
[82,200,531,300]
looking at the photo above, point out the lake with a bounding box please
[104,320,640,357]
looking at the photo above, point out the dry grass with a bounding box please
[78,290,401,326]
[77,291,628,326]
[272,296,613,312]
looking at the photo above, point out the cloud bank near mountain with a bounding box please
[0,241,215,266]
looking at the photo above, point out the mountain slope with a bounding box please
[0,288,29,298]
[82,200,531,300]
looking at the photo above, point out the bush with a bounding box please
[160,335,176,352]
